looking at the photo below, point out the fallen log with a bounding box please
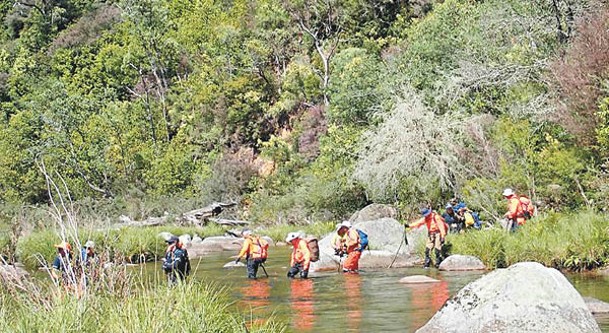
[207,218,250,226]
[105,214,169,230]
[178,202,237,225]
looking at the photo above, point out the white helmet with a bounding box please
[335,220,352,231]
[502,188,515,197]
[285,232,300,243]
[84,240,95,249]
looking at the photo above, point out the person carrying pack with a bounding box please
[286,232,311,279]
[335,221,362,273]
[404,207,448,268]
[503,188,535,231]
[235,229,269,279]
[162,235,191,285]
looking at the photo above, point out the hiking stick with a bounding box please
[387,231,408,268]
[260,263,269,278]
[337,255,343,273]
[388,229,408,268]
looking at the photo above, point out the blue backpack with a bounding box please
[357,229,369,251]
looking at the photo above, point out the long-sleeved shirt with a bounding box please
[238,236,268,259]
[410,212,447,238]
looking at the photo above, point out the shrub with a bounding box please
[551,7,609,144]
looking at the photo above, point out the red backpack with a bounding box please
[519,196,535,219]
[253,237,269,260]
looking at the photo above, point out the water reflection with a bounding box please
[290,279,316,331]
[240,279,271,327]
[345,274,363,332]
[407,280,449,331]
[135,249,609,333]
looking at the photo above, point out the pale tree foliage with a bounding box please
[437,59,556,120]
[353,87,480,200]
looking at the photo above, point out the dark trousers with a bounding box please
[287,262,308,279]
[166,269,187,285]
[247,258,265,279]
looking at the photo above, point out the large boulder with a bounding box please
[438,255,485,271]
[310,218,417,272]
[349,204,398,223]
[416,262,601,333]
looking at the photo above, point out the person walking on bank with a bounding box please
[286,232,311,279]
[162,235,191,285]
[442,204,464,234]
[335,221,362,273]
[405,207,448,268]
[51,241,75,289]
[79,240,96,267]
[503,188,535,232]
[235,229,269,279]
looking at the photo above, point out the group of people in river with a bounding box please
[50,188,536,285]
[233,220,368,281]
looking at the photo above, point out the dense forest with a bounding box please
[1,0,608,226]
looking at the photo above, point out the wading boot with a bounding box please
[434,249,443,268]
[424,248,431,269]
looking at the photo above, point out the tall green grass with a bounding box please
[449,210,609,271]
[16,225,227,269]
[0,278,285,333]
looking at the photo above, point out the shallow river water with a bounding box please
[151,247,609,333]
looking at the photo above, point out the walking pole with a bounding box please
[388,229,408,268]
[260,262,269,278]
[337,255,343,273]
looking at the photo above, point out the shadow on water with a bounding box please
[140,246,609,333]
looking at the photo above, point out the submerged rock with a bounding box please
[438,254,485,271]
[584,297,609,314]
[416,262,601,333]
[399,275,440,284]
[223,261,246,268]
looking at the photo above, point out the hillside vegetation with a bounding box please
[0,0,608,237]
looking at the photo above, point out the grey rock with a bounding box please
[438,254,485,271]
[349,204,398,223]
[416,262,601,333]
[188,236,244,258]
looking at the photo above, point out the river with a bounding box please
[149,246,609,333]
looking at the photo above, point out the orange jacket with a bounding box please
[290,239,311,270]
[238,236,268,260]
[410,212,447,238]
[505,196,522,220]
